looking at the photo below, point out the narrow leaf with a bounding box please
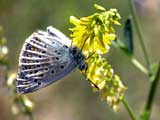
[124,17,133,54]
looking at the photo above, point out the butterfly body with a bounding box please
[17,26,87,94]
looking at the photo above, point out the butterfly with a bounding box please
[16,26,88,94]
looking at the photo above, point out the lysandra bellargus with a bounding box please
[16,26,88,94]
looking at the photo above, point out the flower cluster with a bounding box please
[70,4,121,56]
[70,4,126,110]
[85,55,126,110]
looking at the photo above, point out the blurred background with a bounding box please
[0,0,160,120]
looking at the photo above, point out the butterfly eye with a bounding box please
[63,45,68,49]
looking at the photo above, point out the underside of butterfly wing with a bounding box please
[17,28,77,94]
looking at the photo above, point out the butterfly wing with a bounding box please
[17,27,77,94]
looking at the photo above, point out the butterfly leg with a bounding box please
[81,70,100,90]
[85,52,95,60]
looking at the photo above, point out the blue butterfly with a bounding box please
[16,26,88,94]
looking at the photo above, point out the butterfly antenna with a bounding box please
[79,37,96,60]
[79,37,89,53]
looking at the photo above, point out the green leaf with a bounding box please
[124,16,133,54]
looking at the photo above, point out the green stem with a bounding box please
[122,98,137,120]
[128,0,151,71]
[141,62,160,120]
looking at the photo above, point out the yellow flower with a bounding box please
[82,54,127,110]
[70,5,121,56]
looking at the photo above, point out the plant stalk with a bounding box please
[122,98,137,120]
[142,62,160,120]
[128,0,151,72]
